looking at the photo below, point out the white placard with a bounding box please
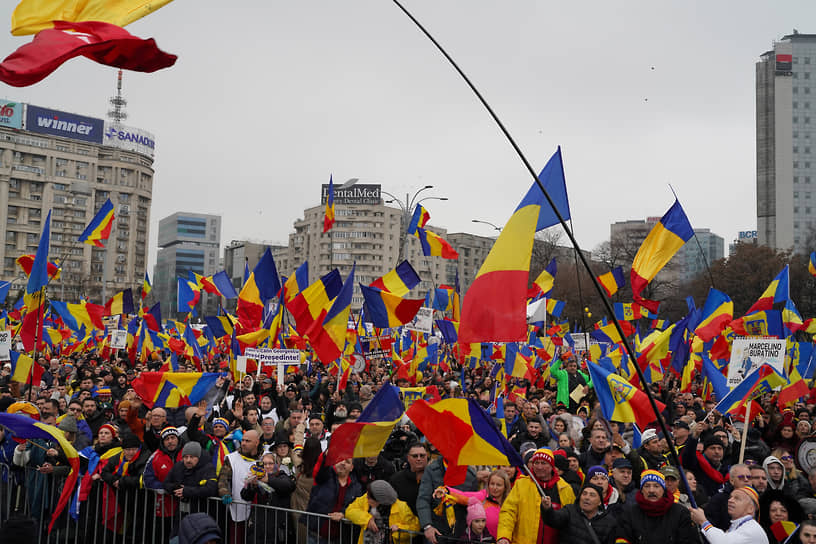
[244,348,301,379]
[236,356,248,374]
[727,338,786,387]
[110,329,127,349]
[406,307,433,334]
[0,330,10,362]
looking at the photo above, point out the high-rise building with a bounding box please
[153,212,221,317]
[222,239,285,311]
[0,100,155,305]
[675,228,724,283]
[757,31,816,253]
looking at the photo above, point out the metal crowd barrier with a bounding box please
[0,464,424,544]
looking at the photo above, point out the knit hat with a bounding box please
[587,465,608,480]
[702,434,724,450]
[99,423,119,438]
[466,497,487,524]
[580,482,605,507]
[530,448,554,467]
[121,433,141,449]
[735,486,760,511]
[212,417,230,430]
[182,441,202,458]
[161,426,180,440]
[640,469,666,490]
[368,480,398,506]
[57,416,78,433]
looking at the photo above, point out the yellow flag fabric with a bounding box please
[12,0,175,36]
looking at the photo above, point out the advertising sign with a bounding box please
[0,330,10,362]
[26,104,103,143]
[406,307,433,334]
[727,338,786,387]
[0,100,23,129]
[103,122,156,157]
[321,184,381,205]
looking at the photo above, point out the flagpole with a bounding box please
[391,0,698,508]
[568,218,591,358]
[669,184,716,290]
[737,401,751,464]
[27,286,44,402]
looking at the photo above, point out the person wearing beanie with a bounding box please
[345,479,419,544]
[691,485,768,543]
[497,449,575,544]
[613,469,696,544]
[177,512,222,544]
[586,465,621,516]
[703,463,751,530]
[433,469,511,539]
[100,433,148,540]
[681,429,730,498]
[143,424,186,527]
[458,497,494,543]
[164,436,217,517]
[540,481,617,544]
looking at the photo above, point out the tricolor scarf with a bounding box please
[114,447,142,477]
[695,451,728,485]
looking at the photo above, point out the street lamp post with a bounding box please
[471,219,502,232]
[381,186,447,264]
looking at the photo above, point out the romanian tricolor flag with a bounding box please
[504,344,533,379]
[586,360,663,430]
[360,285,423,328]
[745,265,790,315]
[104,288,134,316]
[714,364,787,416]
[9,351,43,384]
[287,269,342,335]
[415,228,458,259]
[237,248,280,328]
[323,174,335,233]
[630,200,694,313]
[20,210,51,352]
[283,261,309,303]
[78,198,115,247]
[0,413,79,532]
[11,0,174,36]
[770,521,798,543]
[177,278,200,314]
[460,149,567,345]
[15,254,60,281]
[325,384,404,465]
[50,300,105,332]
[432,287,454,312]
[369,261,420,296]
[407,204,431,235]
[694,288,733,342]
[307,264,355,364]
[142,271,152,299]
[406,398,524,467]
[613,302,650,322]
[598,266,625,297]
[130,371,221,409]
[528,258,556,299]
[810,252,816,278]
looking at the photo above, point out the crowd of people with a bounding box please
[0,349,816,544]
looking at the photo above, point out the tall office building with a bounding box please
[757,31,816,253]
[222,239,285,312]
[0,100,155,304]
[153,212,221,317]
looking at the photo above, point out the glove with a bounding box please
[221,495,232,505]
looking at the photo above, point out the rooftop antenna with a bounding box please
[107,69,128,125]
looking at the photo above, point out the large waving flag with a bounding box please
[20,210,51,351]
[78,198,114,247]
[130,371,221,409]
[325,384,404,465]
[694,288,733,342]
[528,258,556,298]
[369,261,420,296]
[9,351,44,385]
[237,248,280,327]
[11,0,175,35]
[586,360,663,430]
[323,175,335,233]
[0,413,79,532]
[16,254,60,281]
[287,269,342,334]
[177,278,201,314]
[745,265,790,315]
[598,266,626,297]
[415,228,459,259]
[0,21,177,87]
[406,398,524,467]
[210,270,239,299]
[407,204,431,235]
[533,146,571,229]
[459,148,568,344]
[308,264,355,364]
[714,364,787,416]
[50,300,105,332]
[104,288,134,316]
[283,261,310,303]
[360,285,424,328]
[630,200,694,313]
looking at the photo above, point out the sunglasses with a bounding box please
[782,455,794,461]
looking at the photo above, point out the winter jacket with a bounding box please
[100,447,148,505]
[353,454,396,488]
[143,444,184,516]
[541,503,617,544]
[417,458,477,537]
[614,499,697,544]
[497,475,575,544]
[163,452,218,512]
[550,360,591,410]
[177,512,222,544]
[703,482,734,530]
[389,468,423,516]
[345,494,420,544]
[240,466,296,544]
[681,435,729,497]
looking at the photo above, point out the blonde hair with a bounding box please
[771,447,800,479]
[487,470,511,503]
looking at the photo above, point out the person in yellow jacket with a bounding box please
[345,480,420,544]
[497,448,575,544]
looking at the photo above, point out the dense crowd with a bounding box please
[0,350,815,544]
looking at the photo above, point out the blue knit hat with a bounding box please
[640,469,666,490]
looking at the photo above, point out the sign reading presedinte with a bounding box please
[727,338,786,387]
[321,184,381,205]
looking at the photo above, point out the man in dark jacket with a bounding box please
[541,482,617,544]
[81,397,107,437]
[354,453,395,488]
[304,457,363,544]
[178,512,222,544]
[614,470,697,544]
[510,418,549,452]
[703,463,750,530]
[578,427,611,471]
[100,433,149,539]
[417,456,478,543]
[164,441,218,513]
[681,433,730,498]
[390,442,428,516]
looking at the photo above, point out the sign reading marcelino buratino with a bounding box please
[321,184,381,205]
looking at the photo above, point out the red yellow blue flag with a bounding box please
[308,264,355,364]
[360,285,424,328]
[78,198,115,247]
[323,174,335,233]
[694,288,733,342]
[745,265,790,315]
[586,361,663,430]
[130,371,221,409]
[598,266,625,297]
[369,260,420,296]
[407,204,431,235]
[528,258,556,298]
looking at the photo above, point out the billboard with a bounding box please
[321,183,381,205]
[25,104,103,144]
[727,338,785,387]
[0,100,23,129]
[103,122,156,157]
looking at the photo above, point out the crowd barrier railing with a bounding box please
[0,464,425,544]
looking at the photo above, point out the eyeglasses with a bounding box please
[734,474,751,480]
[782,455,794,461]
[744,460,757,466]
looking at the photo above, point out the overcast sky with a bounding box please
[1,1,814,272]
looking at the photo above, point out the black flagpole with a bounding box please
[391,0,696,507]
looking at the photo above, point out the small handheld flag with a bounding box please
[78,198,115,247]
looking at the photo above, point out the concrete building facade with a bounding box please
[0,101,154,305]
[757,32,816,253]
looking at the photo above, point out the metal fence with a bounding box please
[0,464,424,544]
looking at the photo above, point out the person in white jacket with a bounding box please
[690,485,768,544]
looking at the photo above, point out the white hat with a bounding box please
[641,428,659,443]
